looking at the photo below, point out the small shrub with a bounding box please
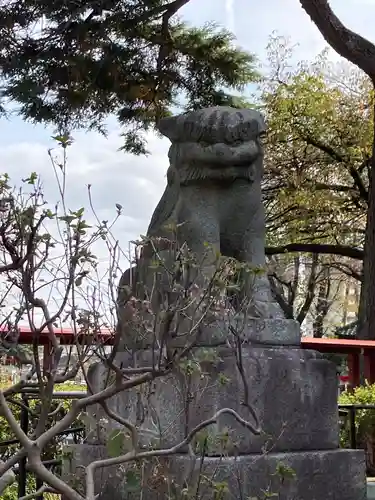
[339,383,375,474]
[0,382,86,498]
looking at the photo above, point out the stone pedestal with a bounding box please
[63,318,367,499]
[64,446,366,500]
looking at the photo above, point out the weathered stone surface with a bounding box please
[84,345,339,454]
[157,106,266,144]
[117,316,301,350]
[169,449,367,500]
[179,316,301,347]
[63,445,366,500]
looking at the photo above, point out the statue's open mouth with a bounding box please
[169,139,261,167]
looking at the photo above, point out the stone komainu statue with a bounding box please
[118,106,282,324]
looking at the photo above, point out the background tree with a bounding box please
[268,253,319,326]
[0,0,257,153]
[267,251,353,336]
[263,35,370,255]
[299,0,375,340]
[261,35,369,333]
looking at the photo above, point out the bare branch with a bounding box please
[27,457,84,500]
[299,0,375,81]
[0,460,15,495]
[266,243,363,260]
[19,485,57,500]
[0,391,32,448]
[296,253,319,324]
[86,407,260,500]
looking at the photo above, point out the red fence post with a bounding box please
[364,349,375,385]
[347,352,360,390]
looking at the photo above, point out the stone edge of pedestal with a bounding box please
[120,317,301,350]
[62,445,366,500]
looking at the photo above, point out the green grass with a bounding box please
[0,379,86,391]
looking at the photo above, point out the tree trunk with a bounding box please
[299,0,375,338]
[312,265,331,337]
[313,311,324,338]
[358,133,375,339]
[342,282,349,326]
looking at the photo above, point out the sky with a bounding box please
[1,0,375,304]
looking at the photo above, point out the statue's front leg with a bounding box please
[177,190,220,293]
[236,239,268,317]
[236,213,283,319]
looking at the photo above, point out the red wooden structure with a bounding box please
[0,325,113,345]
[1,326,375,387]
[0,325,113,374]
[301,337,375,389]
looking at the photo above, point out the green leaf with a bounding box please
[44,209,55,218]
[107,430,125,458]
[124,470,140,493]
[75,276,83,287]
[58,215,75,224]
[52,133,74,147]
[274,462,296,480]
[218,373,230,386]
[22,172,38,185]
[75,207,85,217]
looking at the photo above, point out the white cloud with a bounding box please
[0,129,170,248]
[0,130,171,325]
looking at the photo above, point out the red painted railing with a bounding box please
[2,326,375,388]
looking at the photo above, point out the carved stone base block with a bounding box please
[66,317,366,499]
[63,445,366,500]
[85,344,339,454]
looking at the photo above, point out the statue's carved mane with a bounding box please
[147,133,262,237]
[147,159,258,237]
